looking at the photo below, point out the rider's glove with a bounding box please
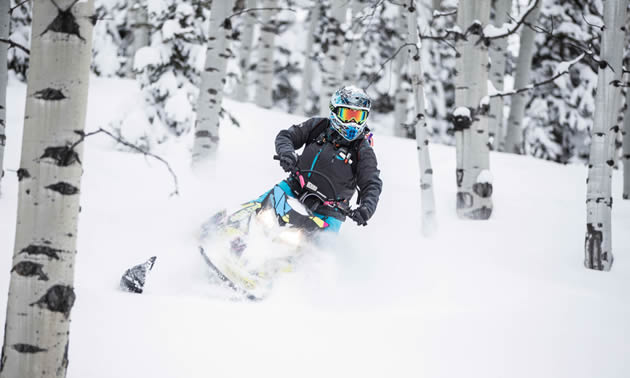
[279,152,298,173]
[350,206,370,226]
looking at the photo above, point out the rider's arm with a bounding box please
[355,140,383,220]
[275,118,326,156]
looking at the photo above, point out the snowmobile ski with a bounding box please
[199,246,260,301]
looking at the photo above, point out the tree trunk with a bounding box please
[393,5,410,138]
[127,0,150,77]
[504,1,541,154]
[342,0,366,84]
[254,0,278,109]
[0,0,94,376]
[319,0,348,115]
[0,0,8,194]
[235,0,257,101]
[453,0,493,220]
[487,0,512,150]
[624,86,630,200]
[584,0,626,271]
[406,0,437,236]
[298,3,320,115]
[192,0,236,163]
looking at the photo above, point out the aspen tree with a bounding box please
[192,0,236,163]
[236,0,257,101]
[0,0,94,376]
[319,0,349,114]
[298,2,320,115]
[254,0,279,109]
[584,0,627,271]
[0,0,8,193]
[453,0,493,220]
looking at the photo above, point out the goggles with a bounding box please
[335,106,368,125]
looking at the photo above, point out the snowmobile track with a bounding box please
[198,246,260,302]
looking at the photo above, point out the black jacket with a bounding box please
[275,117,382,221]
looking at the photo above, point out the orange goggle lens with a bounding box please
[336,107,368,125]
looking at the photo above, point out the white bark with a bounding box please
[192,0,236,163]
[235,0,257,101]
[342,0,367,83]
[487,0,512,150]
[0,0,8,193]
[319,0,349,115]
[584,0,626,271]
[254,0,278,109]
[624,87,630,200]
[504,1,541,154]
[127,0,150,77]
[298,3,320,115]
[453,0,493,220]
[406,1,436,236]
[0,0,94,376]
[393,5,410,138]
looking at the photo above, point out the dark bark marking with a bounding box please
[606,160,614,167]
[205,67,219,72]
[623,193,629,200]
[195,131,219,142]
[452,110,472,131]
[473,182,493,198]
[456,169,463,187]
[456,192,473,209]
[12,344,47,354]
[16,168,30,181]
[207,88,218,95]
[424,169,433,175]
[31,285,76,318]
[46,182,79,195]
[12,261,49,281]
[466,206,492,220]
[57,341,69,376]
[420,183,431,190]
[40,146,81,166]
[19,245,63,260]
[34,88,66,101]
[585,223,605,270]
[41,0,86,41]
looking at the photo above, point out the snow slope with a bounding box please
[1,77,630,378]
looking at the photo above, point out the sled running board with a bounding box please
[199,247,260,302]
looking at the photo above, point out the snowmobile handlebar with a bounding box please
[273,155,354,217]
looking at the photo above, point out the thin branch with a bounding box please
[9,0,30,15]
[478,0,540,44]
[489,54,585,98]
[226,7,295,20]
[71,128,180,196]
[365,43,419,90]
[0,38,30,55]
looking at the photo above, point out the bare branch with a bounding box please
[9,0,30,15]
[71,128,180,196]
[364,43,419,90]
[490,54,585,98]
[477,0,540,44]
[0,38,30,55]
[226,7,296,21]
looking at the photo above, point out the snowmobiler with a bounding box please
[199,86,383,299]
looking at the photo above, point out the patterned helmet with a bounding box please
[329,86,372,141]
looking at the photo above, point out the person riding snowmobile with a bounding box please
[274,86,383,232]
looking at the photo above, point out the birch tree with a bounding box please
[254,0,279,109]
[319,0,348,114]
[0,0,94,376]
[126,0,150,77]
[624,86,630,200]
[504,0,541,154]
[235,0,257,101]
[0,0,8,193]
[192,0,236,163]
[487,0,512,150]
[584,0,626,271]
[342,0,367,84]
[453,0,493,220]
[298,3,320,115]
[393,5,410,138]
[406,0,436,235]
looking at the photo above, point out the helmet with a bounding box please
[329,86,372,141]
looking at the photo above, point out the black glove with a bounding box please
[350,206,370,226]
[279,152,298,173]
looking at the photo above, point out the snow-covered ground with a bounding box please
[1,77,630,378]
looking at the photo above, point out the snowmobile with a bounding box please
[198,156,355,301]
